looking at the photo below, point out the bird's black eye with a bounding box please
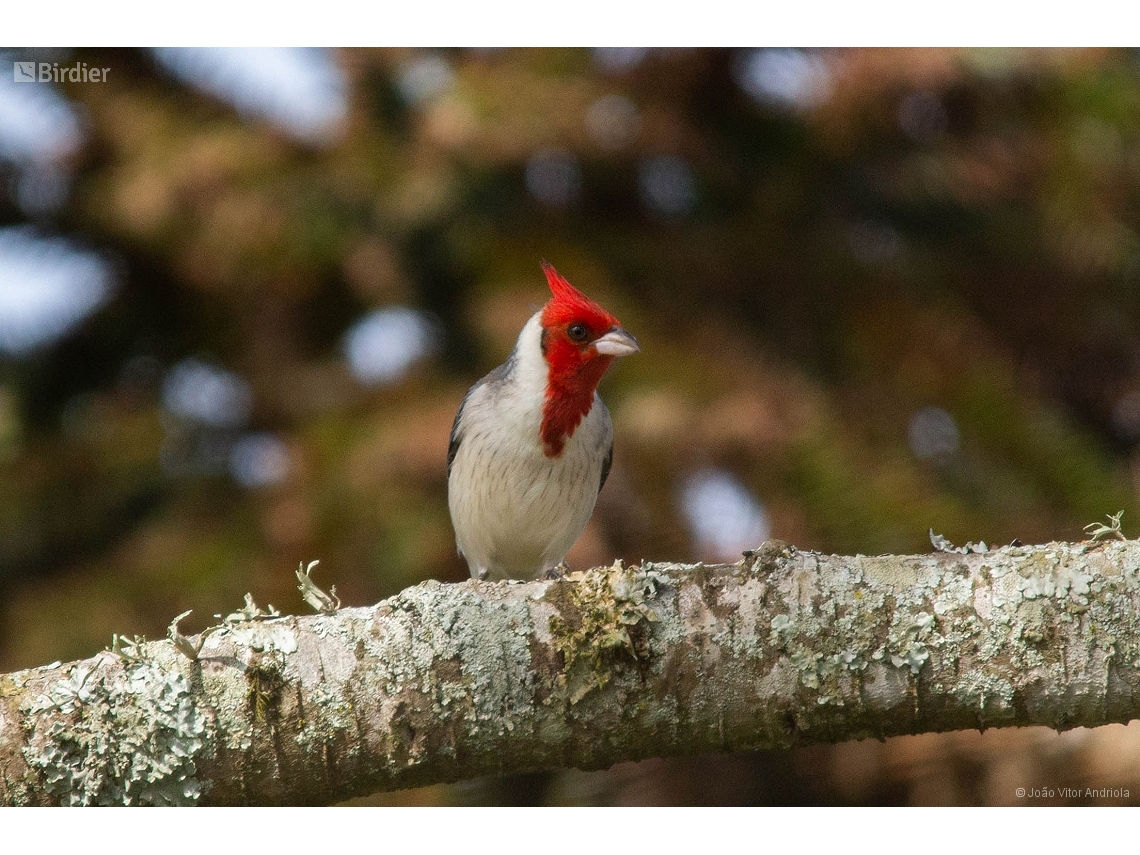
[567,323,589,342]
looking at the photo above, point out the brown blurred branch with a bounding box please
[3,538,1140,806]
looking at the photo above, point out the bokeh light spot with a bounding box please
[638,154,696,218]
[734,48,832,111]
[0,227,114,356]
[229,432,291,489]
[0,70,83,163]
[592,48,650,75]
[908,406,960,461]
[0,70,83,215]
[585,94,640,151]
[681,468,772,562]
[525,148,583,208]
[152,48,348,145]
[162,358,253,428]
[343,307,439,386]
[395,53,455,104]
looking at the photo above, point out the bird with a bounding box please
[447,262,640,580]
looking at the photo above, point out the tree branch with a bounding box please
[3,538,1140,805]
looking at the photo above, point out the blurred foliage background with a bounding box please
[2,46,1140,805]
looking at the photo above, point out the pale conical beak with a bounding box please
[593,326,641,357]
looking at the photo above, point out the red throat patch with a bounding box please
[537,263,621,457]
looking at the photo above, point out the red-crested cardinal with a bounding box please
[447,262,640,580]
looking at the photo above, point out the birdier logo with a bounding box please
[12,61,109,83]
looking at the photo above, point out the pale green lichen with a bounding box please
[221,593,281,623]
[167,611,221,661]
[300,685,355,741]
[21,656,211,805]
[296,559,340,615]
[549,561,664,703]
[885,610,936,675]
[768,552,932,705]
[373,582,541,741]
[769,613,793,639]
[230,622,298,654]
[1084,510,1126,542]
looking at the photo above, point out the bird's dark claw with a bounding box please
[541,561,570,581]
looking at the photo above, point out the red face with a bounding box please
[538,263,633,456]
[540,261,623,377]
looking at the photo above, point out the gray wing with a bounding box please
[595,393,614,495]
[447,355,517,480]
[446,404,465,480]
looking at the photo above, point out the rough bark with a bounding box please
[2,538,1140,805]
